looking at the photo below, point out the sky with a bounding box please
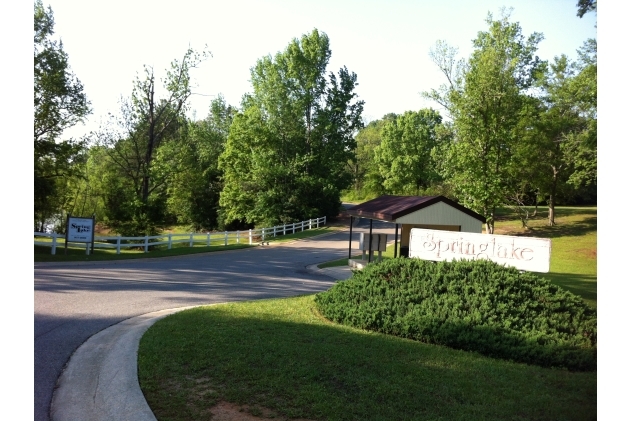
[41,0,597,139]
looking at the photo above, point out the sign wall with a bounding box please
[67,217,94,243]
[409,228,551,273]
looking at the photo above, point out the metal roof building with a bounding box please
[345,195,486,262]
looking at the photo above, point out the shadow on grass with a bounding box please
[495,206,597,220]
[521,217,596,239]
[543,272,597,306]
[34,244,253,262]
[139,298,596,421]
[34,228,336,262]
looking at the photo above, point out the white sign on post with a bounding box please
[409,229,551,273]
[67,217,94,242]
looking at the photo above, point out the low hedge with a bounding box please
[314,258,596,371]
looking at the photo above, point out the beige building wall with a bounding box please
[394,202,484,235]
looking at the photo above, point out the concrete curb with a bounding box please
[306,263,354,281]
[50,307,194,421]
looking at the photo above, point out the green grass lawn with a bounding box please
[494,206,597,308]
[139,295,596,421]
[138,206,597,421]
[34,227,335,263]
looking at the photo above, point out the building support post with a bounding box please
[348,216,353,259]
[394,223,399,258]
[368,219,373,263]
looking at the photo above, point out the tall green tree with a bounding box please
[526,46,596,226]
[374,109,443,195]
[219,29,364,227]
[34,0,91,227]
[159,96,235,230]
[430,11,545,233]
[348,114,397,198]
[577,0,596,17]
[94,48,209,234]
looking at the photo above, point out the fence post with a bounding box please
[283,224,286,235]
[224,231,228,246]
[168,234,172,250]
[117,236,121,254]
[316,218,319,228]
[237,230,240,244]
[273,226,277,237]
[262,228,266,243]
[85,242,90,255]
[144,236,149,253]
[292,223,296,234]
[188,233,193,247]
[249,229,252,245]
[309,219,312,229]
[301,221,305,232]
[51,234,57,255]
[324,216,327,225]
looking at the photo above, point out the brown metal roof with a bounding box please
[346,195,486,222]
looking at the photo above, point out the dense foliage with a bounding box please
[34,3,595,235]
[34,0,90,230]
[315,258,596,371]
[219,29,364,227]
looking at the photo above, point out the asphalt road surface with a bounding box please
[34,226,394,421]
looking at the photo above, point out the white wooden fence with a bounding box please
[34,217,327,255]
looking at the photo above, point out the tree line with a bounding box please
[34,1,596,235]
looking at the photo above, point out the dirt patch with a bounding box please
[575,248,597,259]
[210,401,315,421]
[94,223,114,235]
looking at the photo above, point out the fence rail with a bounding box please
[34,217,327,255]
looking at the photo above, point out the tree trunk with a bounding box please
[485,207,495,234]
[548,167,558,226]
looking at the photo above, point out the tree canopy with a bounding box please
[34,0,91,228]
[219,29,364,227]
[374,109,443,195]
[429,11,546,233]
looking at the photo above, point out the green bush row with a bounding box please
[314,258,596,371]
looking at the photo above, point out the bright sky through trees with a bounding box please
[42,0,596,139]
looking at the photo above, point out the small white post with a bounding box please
[292,223,296,234]
[262,228,266,243]
[51,234,57,255]
[301,221,305,232]
[324,216,327,225]
[189,233,193,247]
[283,224,286,235]
[168,234,172,250]
[309,219,312,229]
[237,230,240,244]
[117,236,122,254]
[85,243,90,255]
[224,231,228,246]
[249,229,252,245]
[316,217,319,228]
[273,226,277,237]
[144,236,149,253]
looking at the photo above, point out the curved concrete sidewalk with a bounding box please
[50,307,191,421]
[49,265,351,421]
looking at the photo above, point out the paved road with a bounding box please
[34,226,394,421]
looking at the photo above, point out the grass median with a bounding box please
[138,206,597,420]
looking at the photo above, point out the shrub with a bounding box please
[314,258,596,371]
